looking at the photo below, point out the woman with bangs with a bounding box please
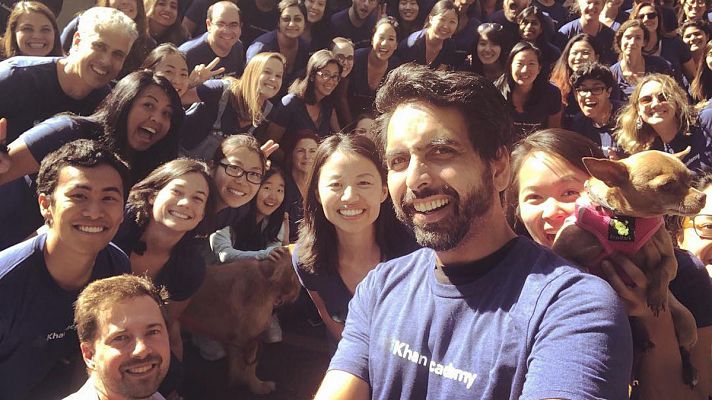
[293,133,416,349]
[395,0,422,39]
[1,1,63,60]
[610,19,672,100]
[631,2,696,84]
[114,158,217,361]
[61,0,157,77]
[180,52,286,160]
[496,41,563,138]
[615,73,712,174]
[397,0,459,70]
[265,50,343,143]
[348,17,401,118]
[516,5,561,70]
[467,22,513,81]
[551,34,602,121]
[691,41,712,103]
[681,19,710,67]
[507,128,712,400]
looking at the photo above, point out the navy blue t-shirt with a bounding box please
[245,30,309,93]
[451,16,482,69]
[565,99,624,152]
[655,110,712,176]
[509,82,562,138]
[555,20,616,65]
[329,238,633,399]
[0,57,109,143]
[183,0,212,37]
[0,233,130,400]
[270,93,335,137]
[610,55,672,100]
[533,0,571,28]
[113,216,206,302]
[329,8,377,49]
[486,10,520,42]
[397,29,458,70]
[0,117,102,251]
[658,36,692,85]
[179,32,245,79]
[670,249,712,329]
[348,48,401,117]
[238,0,279,49]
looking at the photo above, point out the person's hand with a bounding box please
[601,253,653,318]
[378,2,388,18]
[260,139,279,170]
[189,57,226,87]
[0,118,10,175]
[266,246,288,263]
[282,212,290,246]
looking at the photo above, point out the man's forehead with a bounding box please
[56,165,123,191]
[385,102,469,151]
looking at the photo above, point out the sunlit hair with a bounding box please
[207,0,242,21]
[330,36,354,50]
[423,0,459,31]
[97,0,148,35]
[691,40,712,102]
[1,1,63,58]
[614,73,695,154]
[75,274,169,344]
[551,34,600,106]
[140,42,186,69]
[506,128,604,229]
[630,2,673,38]
[73,6,138,54]
[226,52,286,126]
[289,49,343,104]
[127,158,217,233]
[614,19,650,57]
[297,133,388,275]
[211,134,267,173]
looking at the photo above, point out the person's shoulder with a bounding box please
[280,93,299,106]
[367,247,436,284]
[406,29,425,47]
[97,241,131,274]
[558,19,579,33]
[0,56,58,79]
[0,234,45,282]
[330,8,349,24]
[544,81,562,96]
[354,47,370,59]
[178,32,209,52]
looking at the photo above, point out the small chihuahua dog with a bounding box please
[552,149,706,388]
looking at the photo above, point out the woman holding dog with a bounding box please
[293,133,416,347]
[615,73,712,176]
[507,128,712,399]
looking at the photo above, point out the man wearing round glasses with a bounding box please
[566,62,625,158]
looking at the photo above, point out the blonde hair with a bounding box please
[227,52,286,126]
[614,73,696,153]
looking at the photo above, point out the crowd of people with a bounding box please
[0,0,711,398]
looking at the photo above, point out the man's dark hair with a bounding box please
[36,139,130,198]
[374,63,513,163]
[570,62,616,90]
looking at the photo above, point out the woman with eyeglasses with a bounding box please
[348,17,401,119]
[265,49,342,143]
[397,0,459,70]
[496,41,563,138]
[180,52,286,160]
[681,19,711,69]
[610,20,672,100]
[507,128,712,400]
[677,171,712,278]
[551,34,602,122]
[614,73,712,174]
[631,3,697,84]
[246,0,310,96]
[468,22,513,81]
[679,0,711,25]
[516,6,561,70]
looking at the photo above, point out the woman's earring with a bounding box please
[636,115,643,130]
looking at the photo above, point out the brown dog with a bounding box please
[180,247,302,394]
[552,149,706,387]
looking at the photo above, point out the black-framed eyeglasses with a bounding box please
[682,214,712,239]
[316,70,340,82]
[575,86,607,95]
[218,162,263,184]
[638,92,668,105]
[335,54,354,63]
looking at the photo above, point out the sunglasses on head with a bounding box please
[478,22,503,34]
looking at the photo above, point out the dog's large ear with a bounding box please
[582,157,629,187]
[673,146,691,160]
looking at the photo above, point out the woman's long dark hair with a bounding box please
[297,133,392,275]
[93,70,185,184]
[469,22,513,75]
[495,41,549,108]
[230,166,287,250]
[691,40,712,102]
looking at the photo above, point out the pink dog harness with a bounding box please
[567,198,664,278]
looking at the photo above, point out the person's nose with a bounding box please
[541,197,567,221]
[405,157,431,192]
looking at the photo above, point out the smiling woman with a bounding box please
[1,1,63,59]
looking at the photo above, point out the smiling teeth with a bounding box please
[27,42,46,48]
[339,208,364,216]
[169,210,190,219]
[228,188,245,196]
[127,365,153,374]
[91,65,108,76]
[77,225,105,233]
[413,198,449,212]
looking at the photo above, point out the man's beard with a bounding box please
[394,169,495,251]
